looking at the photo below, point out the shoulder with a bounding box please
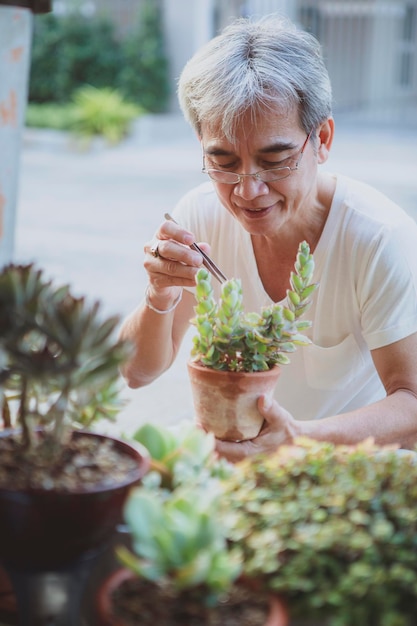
[322,174,417,285]
[337,174,415,231]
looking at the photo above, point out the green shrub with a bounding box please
[224,438,417,625]
[25,103,77,131]
[29,13,122,104]
[26,87,143,144]
[28,1,170,113]
[70,85,143,144]
[116,0,170,113]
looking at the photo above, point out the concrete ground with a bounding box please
[15,114,417,437]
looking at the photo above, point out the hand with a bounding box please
[144,216,210,309]
[214,395,301,463]
[144,216,210,289]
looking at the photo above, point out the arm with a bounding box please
[215,333,417,461]
[119,218,206,388]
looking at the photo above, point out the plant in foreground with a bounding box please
[223,438,417,626]
[118,422,240,602]
[0,263,131,463]
[190,240,318,372]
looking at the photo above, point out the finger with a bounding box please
[257,395,298,445]
[150,241,161,259]
[143,250,203,292]
[196,241,212,256]
[145,237,203,266]
[257,394,275,423]
[215,437,257,463]
[161,217,195,247]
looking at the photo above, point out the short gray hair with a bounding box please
[178,15,332,140]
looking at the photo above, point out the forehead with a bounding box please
[200,106,303,152]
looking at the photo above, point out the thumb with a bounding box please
[257,393,275,420]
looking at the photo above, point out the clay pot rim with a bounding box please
[0,429,150,496]
[187,359,281,377]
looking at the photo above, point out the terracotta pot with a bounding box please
[96,568,288,626]
[187,360,281,441]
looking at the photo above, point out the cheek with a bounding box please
[214,185,235,209]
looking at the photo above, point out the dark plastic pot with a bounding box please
[0,430,149,626]
[0,430,149,570]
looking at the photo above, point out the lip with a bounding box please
[240,205,274,217]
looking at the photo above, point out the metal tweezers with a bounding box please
[164,213,228,285]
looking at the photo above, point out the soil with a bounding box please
[109,576,271,626]
[0,430,140,491]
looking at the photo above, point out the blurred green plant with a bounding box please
[117,422,241,606]
[70,85,143,144]
[29,13,123,104]
[26,86,143,145]
[117,0,170,113]
[0,263,131,461]
[29,0,170,113]
[223,438,417,625]
[132,421,233,490]
[25,103,77,131]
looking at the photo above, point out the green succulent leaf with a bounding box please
[190,241,316,371]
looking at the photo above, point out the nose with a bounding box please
[233,175,269,201]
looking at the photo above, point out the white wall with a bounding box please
[162,0,215,112]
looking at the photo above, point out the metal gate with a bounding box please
[215,0,417,125]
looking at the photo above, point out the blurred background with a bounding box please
[25,0,417,124]
[1,0,417,434]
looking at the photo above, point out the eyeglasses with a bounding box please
[202,130,313,185]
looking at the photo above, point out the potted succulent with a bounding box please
[188,240,317,441]
[0,263,149,625]
[95,421,285,626]
[222,437,417,626]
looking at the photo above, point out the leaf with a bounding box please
[133,423,178,461]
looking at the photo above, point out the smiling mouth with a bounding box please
[242,206,272,214]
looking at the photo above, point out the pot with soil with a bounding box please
[188,241,317,441]
[93,422,287,626]
[0,263,150,625]
[96,567,287,626]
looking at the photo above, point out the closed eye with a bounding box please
[206,158,239,170]
[261,158,291,168]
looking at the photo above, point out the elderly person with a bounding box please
[120,15,417,461]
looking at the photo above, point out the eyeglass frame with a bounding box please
[201,129,314,185]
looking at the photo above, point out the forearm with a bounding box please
[119,287,191,388]
[299,390,417,449]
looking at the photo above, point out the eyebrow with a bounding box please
[204,140,297,157]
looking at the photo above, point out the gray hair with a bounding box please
[178,15,332,140]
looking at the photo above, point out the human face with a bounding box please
[200,109,318,237]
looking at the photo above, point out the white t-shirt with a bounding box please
[173,175,417,421]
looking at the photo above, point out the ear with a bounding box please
[316,118,334,164]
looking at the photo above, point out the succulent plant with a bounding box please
[190,240,317,372]
[0,263,131,461]
[131,421,233,490]
[117,422,241,604]
[222,438,417,625]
